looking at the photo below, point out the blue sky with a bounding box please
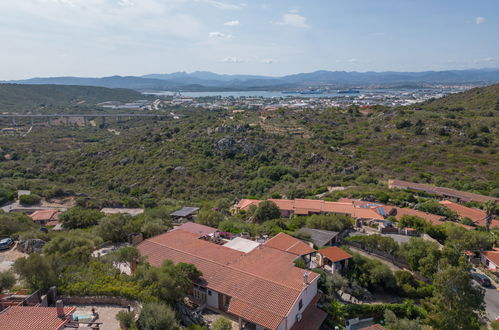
[1,0,498,79]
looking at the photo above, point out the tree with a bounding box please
[0,213,36,236]
[59,207,104,229]
[195,209,225,228]
[424,265,484,330]
[42,231,101,262]
[211,317,232,330]
[116,310,136,330]
[137,302,179,330]
[95,214,134,242]
[305,214,353,232]
[13,254,58,292]
[0,271,16,292]
[484,200,498,231]
[416,201,457,220]
[400,238,440,278]
[19,194,41,206]
[141,219,169,238]
[253,201,281,223]
[384,309,421,330]
[133,260,201,304]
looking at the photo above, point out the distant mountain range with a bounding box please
[4,69,499,91]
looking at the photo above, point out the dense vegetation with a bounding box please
[0,84,497,208]
[0,84,147,114]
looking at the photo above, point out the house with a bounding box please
[29,210,60,226]
[0,303,76,330]
[388,179,499,204]
[171,222,218,238]
[392,207,446,226]
[234,198,385,221]
[100,208,144,217]
[317,246,352,274]
[297,228,339,248]
[439,200,499,228]
[481,249,499,271]
[263,232,316,267]
[170,207,200,221]
[138,229,327,330]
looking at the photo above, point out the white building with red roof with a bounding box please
[138,229,327,330]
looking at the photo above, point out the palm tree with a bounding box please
[484,200,498,231]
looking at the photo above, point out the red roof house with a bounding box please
[0,305,76,330]
[138,229,326,330]
[29,210,60,226]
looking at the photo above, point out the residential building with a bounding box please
[170,207,200,221]
[481,249,499,271]
[0,304,75,330]
[171,222,219,237]
[234,198,385,220]
[297,228,339,248]
[388,179,498,203]
[29,210,60,226]
[138,229,327,330]
[317,246,352,274]
[263,232,316,267]
[439,200,499,228]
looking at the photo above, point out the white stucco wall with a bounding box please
[207,289,219,309]
[283,276,319,329]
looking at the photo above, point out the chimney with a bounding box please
[303,272,309,285]
[56,300,65,318]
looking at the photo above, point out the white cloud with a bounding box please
[209,31,232,38]
[223,56,244,63]
[348,58,359,63]
[262,58,274,64]
[194,0,243,10]
[224,20,240,26]
[289,9,299,13]
[475,16,486,24]
[275,12,309,28]
[118,0,135,6]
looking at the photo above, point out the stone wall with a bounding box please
[60,295,138,308]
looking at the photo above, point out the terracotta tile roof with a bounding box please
[138,230,319,330]
[294,199,324,213]
[360,325,387,330]
[264,232,316,256]
[0,306,76,330]
[235,199,261,210]
[388,179,499,203]
[394,207,446,225]
[231,245,318,289]
[228,298,283,330]
[482,250,499,266]
[352,208,385,220]
[290,294,327,330]
[268,199,295,211]
[30,210,59,222]
[439,200,486,222]
[319,246,352,262]
[172,222,218,237]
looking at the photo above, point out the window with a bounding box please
[208,290,212,296]
[298,299,303,310]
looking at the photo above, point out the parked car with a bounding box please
[472,273,492,287]
[0,238,14,250]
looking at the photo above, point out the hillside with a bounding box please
[411,83,499,113]
[0,84,146,113]
[0,84,497,207]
